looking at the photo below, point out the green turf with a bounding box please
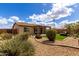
[56,34,66,41]
[42,34,66,41]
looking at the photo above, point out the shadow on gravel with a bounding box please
[42,40,54,44]
[35,39,79,49]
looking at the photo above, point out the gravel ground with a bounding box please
[29,36,79,56]
[1,36,79,56]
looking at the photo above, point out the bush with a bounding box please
[74,33,79,38]
[0,34,35,56]
[15,32,29,41]
[0,33,12,40]
[46,30,56,42]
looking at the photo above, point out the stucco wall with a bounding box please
[13,24,49,34]
[18,26,24,34]
[13,24,34,34]
[28,27,34,35]
[13,24,24,34]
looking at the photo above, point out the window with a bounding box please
[24,27,29,32]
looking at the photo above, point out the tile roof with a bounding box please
[15,22,36,27]
[14,22,51,27]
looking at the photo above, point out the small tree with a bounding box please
[65,22,79,45]
[65,23,76,36]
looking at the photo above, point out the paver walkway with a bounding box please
[29,36,79,56]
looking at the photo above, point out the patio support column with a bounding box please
[78,39,79,46]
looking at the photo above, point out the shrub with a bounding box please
[0,34,35,56]
[74,33,79,38]
[15,32,29,41]
[46,29,56,42]
[0,33,12,40]
[19,41,35,56]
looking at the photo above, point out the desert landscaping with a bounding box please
[30,35,79,56]
[0,34,79,56]
[0,22,79,56]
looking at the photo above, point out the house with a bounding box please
[12,22,51,35]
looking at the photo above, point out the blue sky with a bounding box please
[0,3,79,29]
[0,3,51,21]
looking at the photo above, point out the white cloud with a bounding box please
[0,16,25,29]
[0,24,13,29]
[58,19,79,29]
[29,14,53,23]
[29,3,75,21]
[60,20,69,24]
[60,19,79,25]
[28,3,76,28]
[52,7,73,19]
[0,18,8,24]
[8,16,19,22]
[10,16,19,21]
[46,3,74,19]
[8,16,25,23]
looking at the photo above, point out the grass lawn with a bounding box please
[42,34,66,41]
[56,34,66,41]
